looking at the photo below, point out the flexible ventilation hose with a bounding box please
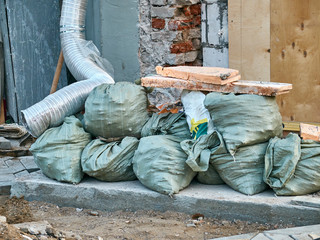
[21,0,114,137]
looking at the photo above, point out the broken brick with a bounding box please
[190,4,201,16]
[152,18,166,29]
[170,41,193,53]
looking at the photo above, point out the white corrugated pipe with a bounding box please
[21,0,114,137]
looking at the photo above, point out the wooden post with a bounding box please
[50,50,64,94]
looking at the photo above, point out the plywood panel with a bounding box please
[271,0,320,122]
[228,0,241,71]
[229,0,271,82]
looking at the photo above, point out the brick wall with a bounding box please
[139,0,202,76]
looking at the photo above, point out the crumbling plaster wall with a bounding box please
[139,0,203,76]
[86,0,228,79]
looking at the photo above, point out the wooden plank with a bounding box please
[271,0,320,122]
[155,66,241,85]
[300,123,320,141]
[50,50,64,94]
[283,121,320,132]
[229,0,271,82]
[141,75,292,96]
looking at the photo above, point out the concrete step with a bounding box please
[10,172,320,226]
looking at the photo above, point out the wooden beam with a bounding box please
[155,66,240,85]
[141,75,292,96]
[50,50,64,94]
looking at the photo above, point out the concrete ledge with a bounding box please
[214,225,320,240]
[11,173,320,226]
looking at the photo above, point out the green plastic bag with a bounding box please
[196,164,224,185]
[81,137,138,182]
[141,112,191,140]
[180,132,224,185]
[264,133,320,196]
[83,82,149,139]
[204,92,283,156]
[181,132,219,172]
[30,116,91,184]
[210,131,268,195]
[133,135,196,195]
[264,133,301,189]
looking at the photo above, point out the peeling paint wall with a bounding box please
[201,0,228,67]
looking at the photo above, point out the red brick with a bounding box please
[170,41,193,54]
[190,4,201,16]
[168,19,193,31]
[183,6,191,17]
[193,15,201,26]
[168,16,201,31]
[152,18,165,29]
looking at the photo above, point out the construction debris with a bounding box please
[25,65,320,197]
[155,66,240,85]
[83,82,149,139]
[0,124,28,139]
[81,137,138,182]
[141,75,292,96]
[30,116,91,184]
[300,123,320,142]
[264,133,320,196]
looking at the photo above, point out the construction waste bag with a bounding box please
[30,116,91,184]
[180,132,224,185]
[212,142,269,195]
[83,82,149,139]
[132,135,196,195]
[81,137,138,182]
[204,92,283,156]
[264,133,301,190]
[207,131,268,195]
[264,133,320,196]
[196,164,224,185]
[141,112,191,140]
[181,90,214,139]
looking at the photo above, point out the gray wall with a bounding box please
[86,0,140,82]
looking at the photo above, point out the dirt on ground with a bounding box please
[0,195,294,240]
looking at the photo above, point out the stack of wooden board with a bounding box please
[141,66,292,96]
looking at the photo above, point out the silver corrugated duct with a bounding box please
[21,0,115,137]
[60,0,113,81]
[21,75,109,137]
